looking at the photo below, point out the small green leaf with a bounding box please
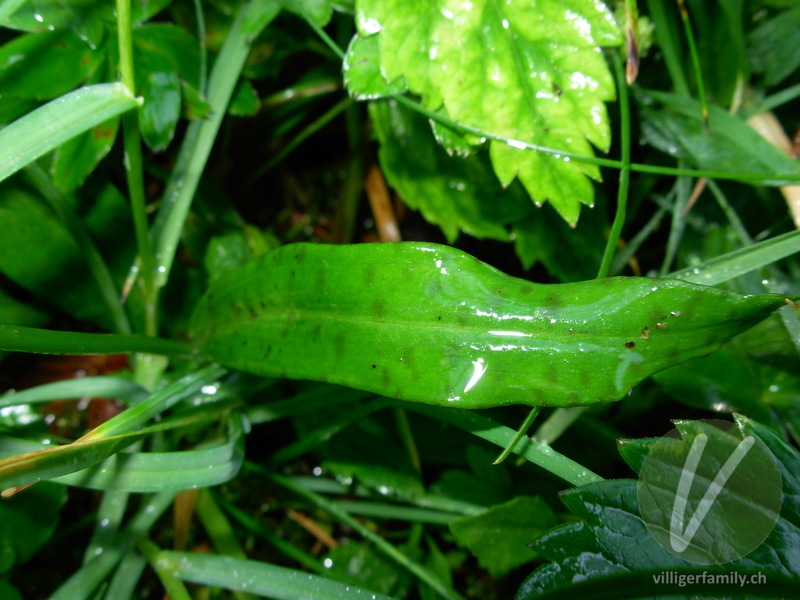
[133,24,199,151]
[140,71,181,151]
[0,83,139,184]
[356,0,623,224]
[190,242,791,408]
[0,30,99,100]
[450,496,556,577]
[228,79,261,116]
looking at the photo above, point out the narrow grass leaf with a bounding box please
[0,430,148,493]
[157,551,400,600]
[0,376,148,409]
[668,230,800,286]
[0,83,139,183]
[0,415,243,492]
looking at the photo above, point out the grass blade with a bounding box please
[0,83,139,184]
[151,0,281,286]
[0,323,193,357]
[668,230,800,286]
[0,376,148,408]
[157,551,401,600]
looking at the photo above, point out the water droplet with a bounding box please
[670,311,681,317]
[362,17,381,34]
[99,518,109,528]
[769,385,779,393]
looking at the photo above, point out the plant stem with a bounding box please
[0,323,193,357]
[116,0,157,336]
[393,95,800,184]
[598,53,632,278]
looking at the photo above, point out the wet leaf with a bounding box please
[190,242,792,408]
[140,70,181,151]
[518,417,800,598]
[370,100,532,243]
[349,0,623,224]
[0,29,99,100]
[133,24,200,151]
[1,0,110,48]
[450,496,556,577]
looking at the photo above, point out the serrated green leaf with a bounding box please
[356,0,622,224]
[519,419,800,598]
[369,100,529,243]
[450,496,556,577]
[640,91,800,184]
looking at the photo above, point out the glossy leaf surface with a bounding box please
[348,0,623,224]
[190,243,790,408]
[518,417,800,598]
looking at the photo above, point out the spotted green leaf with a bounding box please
[190,243,791,409]
[347,0,623,224]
